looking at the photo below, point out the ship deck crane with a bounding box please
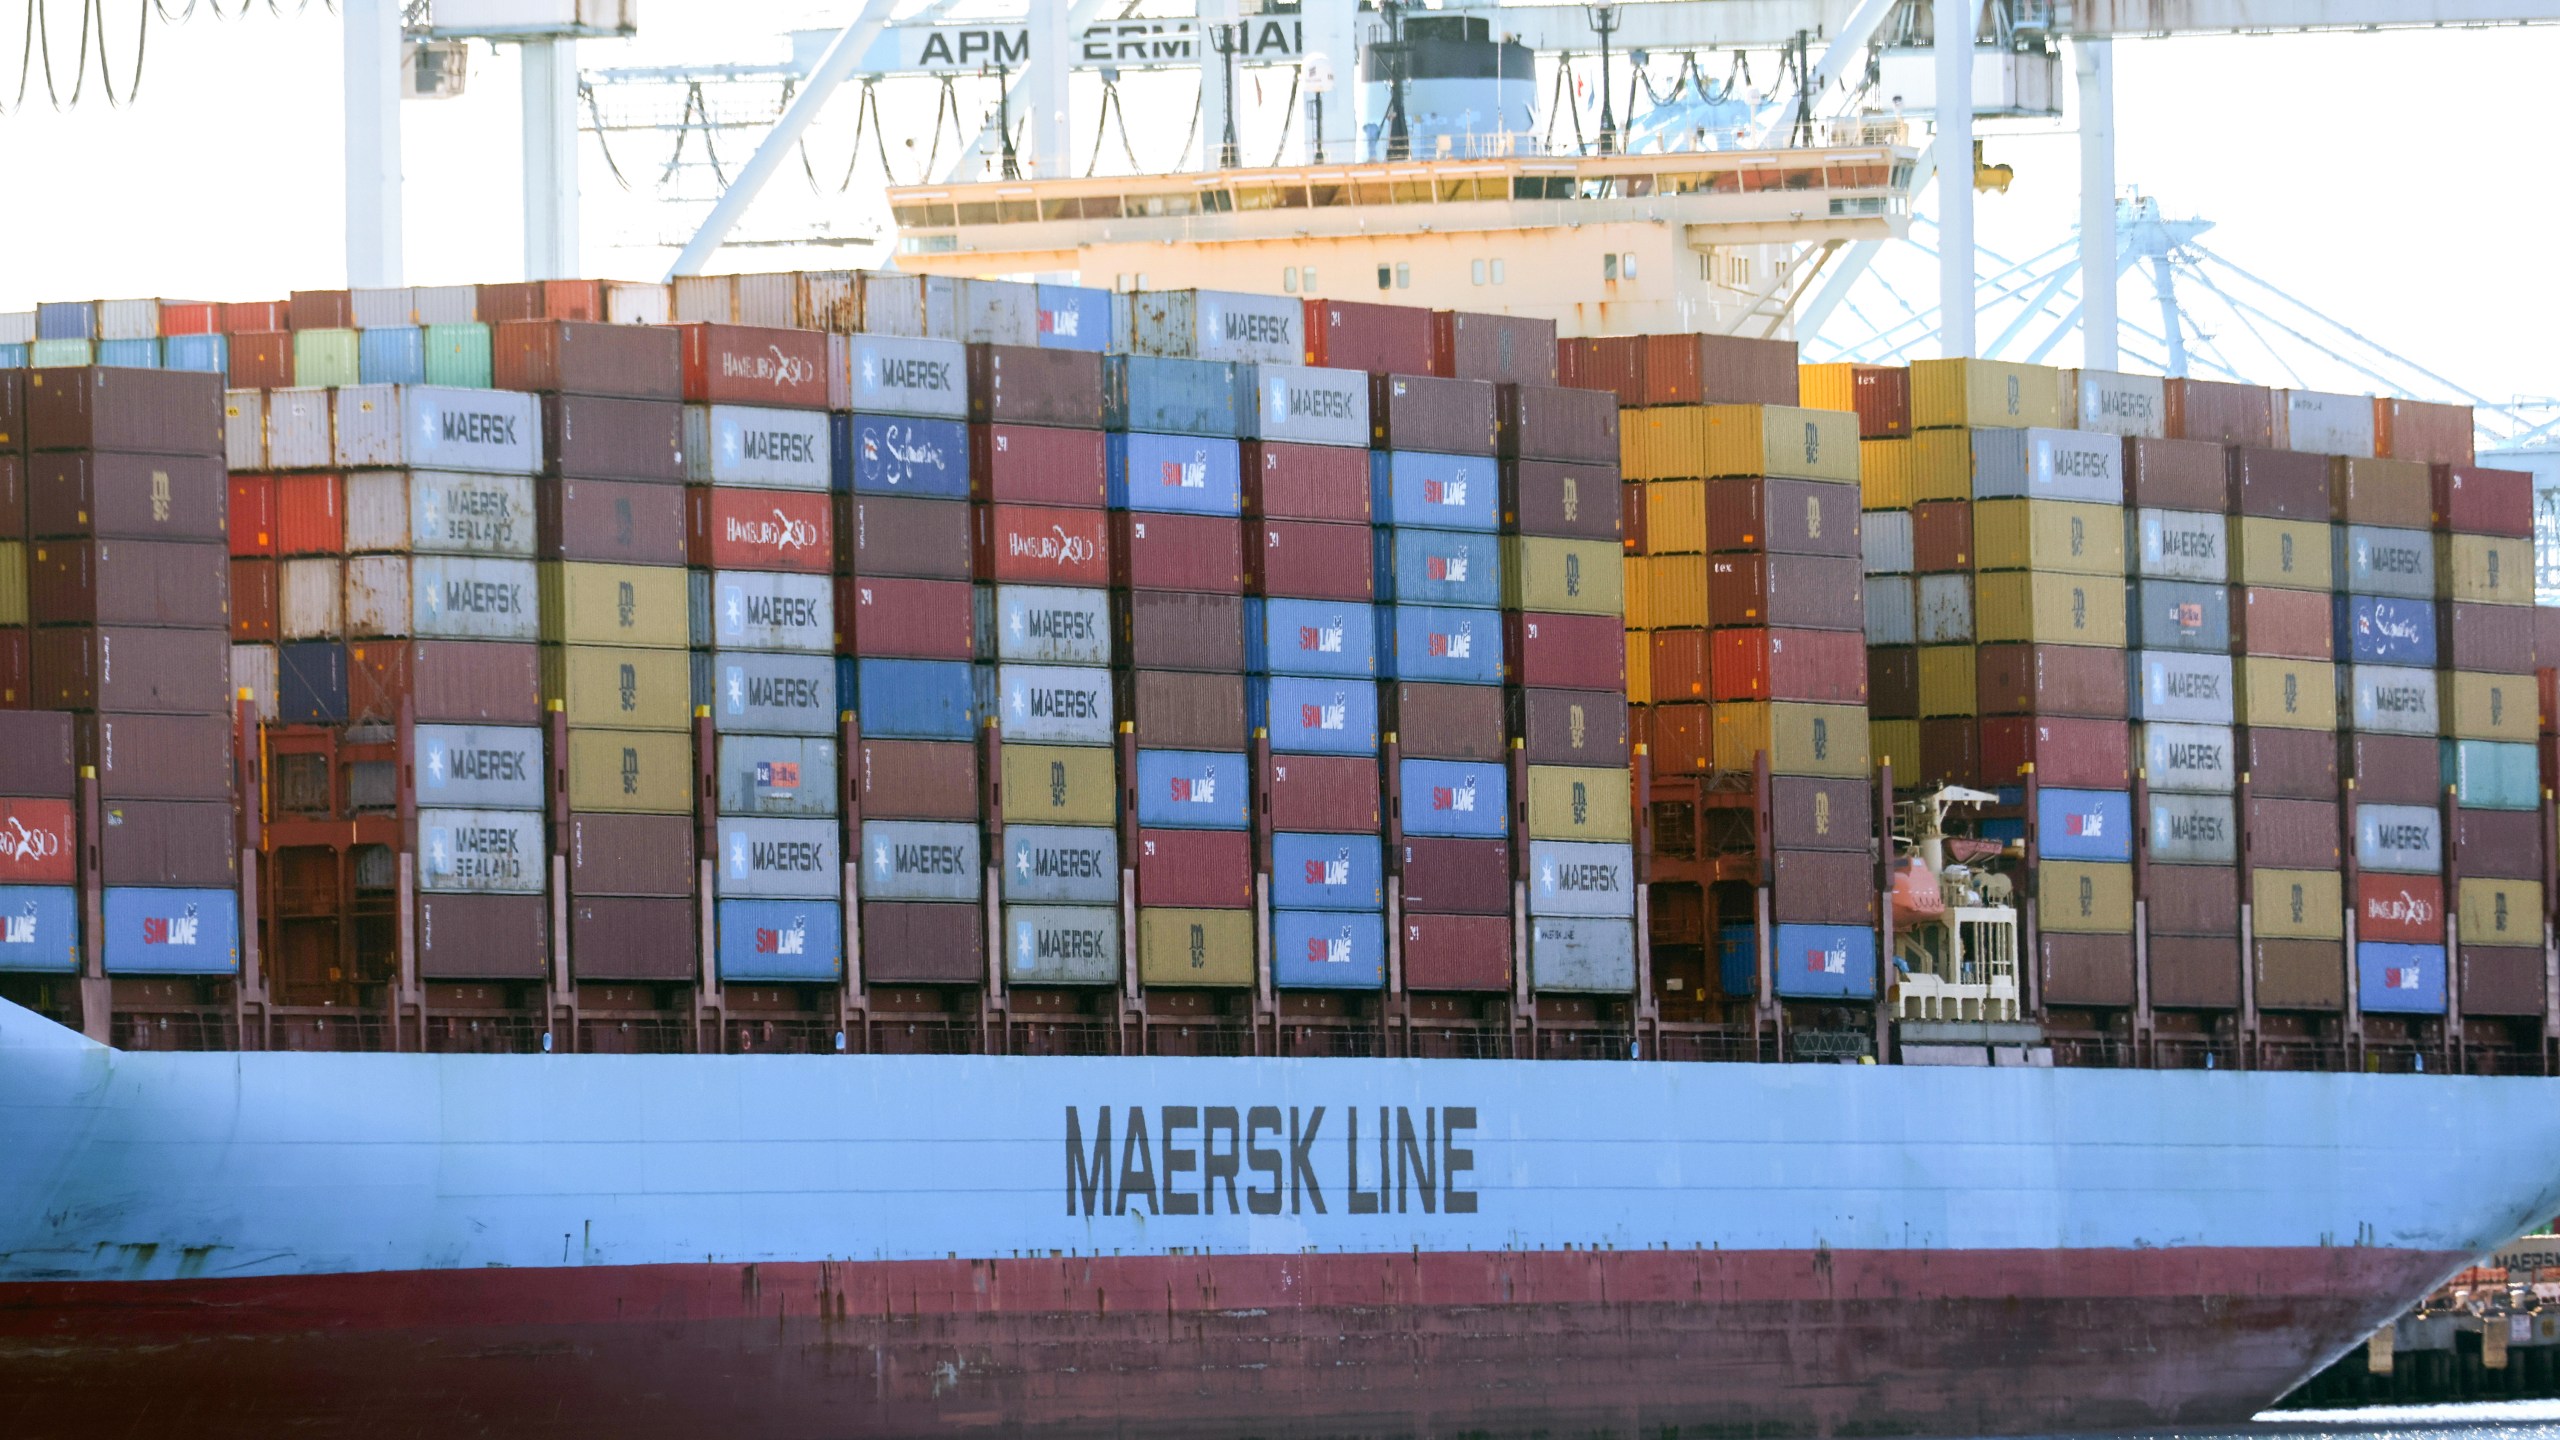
[1889,785,2020,1025]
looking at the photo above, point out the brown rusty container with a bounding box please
[2331,457,2432,528]
[858,740,977,820]
[1397,837,1511,915]
[1249,518,1372,601]
[1243,442,1370,523]
[1625,333,1799,408]
[842,494,973,580]
[1977,716,2128,788]
[966,344,1104,427]
[2441,601,2535,674]
[1869,647,1919,718]
[475,279,603,324]
[346,638,543,725]
[493,320,682,400]
[0,711,76,796]
[2433,464,2532,537]
[1136,828,1252,909]
[29,452,226,542]
[862,902,986,985]
[2342,732,2439,806]
[2379,400,2476,467]
[1267,753,1378,831]
[542,395,685,483]
[2462,947,2545,1017]
[1916,717,1979,786]
[567,812,696,896]
[2124,436,2230,512]
[2164,379,2275,448]
[1706,554,1863,631]
[2244,797,2341,870]
[1115,512,1244,593]
[1711,628,1865,706]
[678,323,828,409]
[30,539,228,630]
[2453,808,2544,880]
[538,477,689,566]
[100,798,236,885]
[1849,364,1912,438]
[1770,777,1873,852]
[569,897,696,982]
[1497,384,1618,464]
[1301,299,1435,374]
[1621,482,1648,555]
[1911,500,1973,572]
[1511,687,1630,767]
[2148,864,2240,936]
[79,713,234,801]
[1771,850,1874,925]
[230,558,278,642]
[1400,913,1511,990]
[2150,935,2240,1010]
[2253,938,2344,1012]
[26,367,225,455]
[2040,933,2135,1008]
[0,370,20,448]
[1369,373,1498,456]
[1975,643,2127,718]
[1115,590,1247,672]
[1431,311,1558,386]
[1504,460,1621,541]
[1124,669,1247,750]
[2227,448,2329,520]
[1704,478,1861,559]
[1510,612,1625,692]
[1644,704,1713,775]
[33,626,228,714]
[1646,629,1708,703]
[972,423,1106,508]
[2232,586,2333,661]
[417,892,549,981]
[289,289,355,330]
[0,455,17,539]
[2238,725,2338,800]
[1388,682,1505,761]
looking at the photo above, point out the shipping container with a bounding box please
[1713,628,1866,705]
[1800,362,1913,439]
[1401,912,1511,991]
[2128,508,2227,582]
[975,502,1110,587]
[2352,871,2445,945]
[2140,722,2237,793]
[2234,657,2339,732]
[1397,757,1509,838]
[330,385,540,473]
[1908,359,2064,430]
[1242,443,1369,524]
[29,538,227,630]
[2068,369,2167,439]
[1915,573,1973,644]
[31,626,229,714]
[492,319,682,400]
[29,451,224,543]
[715,898,843,983]
[2121,436,2226,512]
[407,724,543,810]
[1975,643,2125,718]
[99,886,239,976]
[2245,796,2342,870]
[2331,457,2431,530]
[2163,379,2276,448]
[1770,849,1874,926]
[562,729,691,814]
[2130,651,2235,725]
[998,743,1116,825]
[1370,450,1501,532]
[860,740,977,822]
[1868,646,1920,718]
[567,895,695,982]
[0,800,73,885]
[1385,681,1505,762]
[2378,400,2475,467]
[1248,596,1377,678]
[701,570,834,653]
[1271,832,1386,911]
[2433,464,2531,538]
[1270,910,1388,990]
[2343,664,2439,736]
[1135,906,1255,988]
[2349,802,2441,875]
[1377,527,1503,610]
[2331,526,2436,603]
[846,657,976,740]
[2038,861,2135,933]
[1864,577,1917,646]
[1973,500,2126,575]
[1107,432,1244,516]
[1505,611,1621,692]
[1970,428,2124,504]
[856,819,979,902]
[2123,578,2230,653]
[341,470,536,558]
[839,575,972,661]
[1762,922,1875,1001]
[1497,384,1618,465]
[1127,289,1302,365]
[2038,788,2134,863]
[1115,512,1244,593]
[1978,716,2129,788]
[0,886,79,972]
[537,478,688,566]
[1368,373,1497,456]
[1267,754,1380,832]
[1134,828,1251,909]
[1909,501,1973,574]
[544,646,689,731]
[1132,749,1250,830]
[99,799,236,886]
[967,344,1104,428]
[1529,917,1637,994]
[1973,572,2127,648]
[2441,600,2534,674]
[1377,604,1503,686]
[1512,687,1631,768]
[2453,807,2545,879]
[417,809,545,895]
[565,812,694,897]
[978,584,1107,667]
[1243,363,1371,449]
[1502,536,1622,615]
[2226,448,2329,521]
[2230,517,2335,591]
[1114,590,1248,672]
[985,662,1114,748]
[1252,674,1375,755]
[861,899,985,984]
[2145,793,2237,865]
[2445,669,2537,742]
[714,734,837,817]
[1714,703,1869,778]
[2337,732,2437,808]
[2247,868,2344,941]
[837,415,971,502]
[714,816,841,899]
[1248,518,1374,602]
[2459,877,2543,948]
[1525,766,1632,843]
[1000,825,1118,905]
[1001,905,1118,987]
[1704,477,1860,559]
[24,366,224,455]
[2441,533,2532,605]
[1708,554,1864,632]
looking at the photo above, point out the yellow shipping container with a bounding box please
[1909,429,1973,503]
[1971,500,2127,576]
[2252,868,2346,940]
[1001,743,1116,825]
[1973,571,2127,647]
[1625,632,1653,703]
[1859,438,1914,511]
[563,728,694,814]
[1700,405,1861,484]
[1620,406,1710,481]
[1641,479,1707,553]
[2440,534,2532,605]
[2235,657,2339,732]
[1917,645,1977,717]
[2229,517,2335,590]
[2037,861,2135,934]
[541,645,693,731]
[1799,363,1860,416]
[1621,557,1652,628]
[539,561,690,648]
[1871,719,1922,777]
[1645,554,1710,630]
[2445,671,2539,742]
[1714,702,1869,777]
[0,542,23,626]
[1504,537,1623,615]
[2460,878,2545,947]
[1526,765,1634,842]
[1137,907,1257,987]
[1910,358,2066,430]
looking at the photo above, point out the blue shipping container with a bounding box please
[2127,578,2233,653]
[1133,749,1252,830]
[1772,922,1878,1001]
[279,641,350,725]
[2359,941,2446,1015]
[1251,675,1381,755]
[102,887,240,976]
[95,339,160,369]
[1272,909,1388,990]
[1377,604,1504,686]
[1033,283,1111,353]
[1247,597,1378,678]
[836,413,971,498]
[0,886,79,973]
[161,334,227,374]
[1370,451,1501,532]
[359,326,428,385]
[847,658,977,740]
[1376,526,1503,609]
[1106,432,1244,515]
[1105,355,1247,437]
[1398,758,1509,839]
[2037,789,2135,862]
[0,345,27,369]
[716,898,844,983]
[36,301,94,341]
[1270,833,1387,910]
[1717,923,1757,996]
[2335,594,2439,667]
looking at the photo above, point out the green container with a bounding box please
[423,323,494,388]
[2442,739,2541,812]
[292,328,361,388]
[28,338,92,367]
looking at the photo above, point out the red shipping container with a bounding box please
[2244,797,2339,870]
[1249,519,1373,601]
[2147,865,2239,937]
[222,300,289,335]
[1243,442,1369,522]
[2124,436,2230,512]
[1135,828,1252,909]
[1580,334,1797,408]
[2164,379,2274,448]
[860,902,983,986]
[2433,465,2532,538]
[972,423,1106,507]
[346,639,543,726]
[1509,612,1624,692]
[30,452,225,543]
[1711,627,1866,704]
[1429,311,1558,386]
[1978,716,2129,788]
[1369,373,1499,456]
[228,474,277,557]
[1704,478,1861,559]
[0,457,17,541]
[1869,647,1919,718]
[1977,643,2127,718]
[2227,448,2329,520]
[2379,399,2475,467]
[1622,482,1647,555]
[1772,850,1875,925]
[1917,717,1979,787]
[157,302,219,337]
[0,630,27,709]
[541,477,689,566]
[230,558,279,642]
[542,394,685,483]
[1115,591,1248,672]
[30,539,228,630]
[1847,365,1912,438]
[491,319,682,400]
[2343,733,2437,806]
[2041,933,2135,1008]
[0,797,75,883]
[2464,947,2544,1017]
[687,486,832,573]
[2440,601,2534,675]
[1114,512,1244,593]
[1496,384,1617,464]
[679,324,828,409]
[1266,753,1379,832]
[1400,912,1512,991]
[2149,935,2239,1009]
[228,331,294,390]
[1911,500,1973,572]
[33,626,229,714]
[1301,299,1435,375]
[2242,726,2339,801]
[1646,628,1708,702]
[2452,808,2544,880]
[475,280,602,324]
[974,503,1110,587]
[2234,586,2332,660]
[1646,704,1713,774]
[1707,553,1864,631]
[967,345,1104,428]
[841,494,973,580]
[2357,873,2445,945]
[859,740,977,820]
[289,290,354,331]
[1771,777,1874,852]
[841,576,974,659]
[1505,459,1622,542]
[274,472,344,556]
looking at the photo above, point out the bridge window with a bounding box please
[1471,260,1485,286]
[1308,181,1349,206]
[891,200,954,229]
[1490,259,1504,285]
[1284,268,1299,294]
[1395,263,1410,290]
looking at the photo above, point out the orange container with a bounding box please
[274,472,344,557]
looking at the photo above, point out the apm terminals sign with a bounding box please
[884,18,1306,73]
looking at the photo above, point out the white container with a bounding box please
[2130,508,2228,582]
[672,275,735,324]
[350,287,419,329]
[2139,721,2236,794]
[858,273,956,339]
[418,808,547,895]
[954,278,1040,346]
[2354,803,2443,875]
[2130,651,2234,725]
[333,385,541,474]
[2346,664,2440,736]
[2281,390,2376,458]
[0,312,34,345]
[1971,427,2123,504]
[279,558,345,640]
[735,273,799,328]
[411,285,479,325]
[1861,509,1914,575]
[2335,525,2435,600]
[2067,369,2166,439]
[230,642,279,723]
[1128,289,1304,365]
[344,470,537,557]
[1915,573,1973,644]
[604,281,670,326]
[223,390,266,470]
[263,388,335,469]
[344,555,540,640]
[95,300,163,341]
[1245,363,1370,448]
[2146,793,2237,865]
[1864,576,1916,646]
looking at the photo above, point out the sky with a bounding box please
[4,4,2556,405]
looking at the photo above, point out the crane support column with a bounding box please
[522,38,582,281]
[1024,0,1072,176]
[1300,0,1359,162]
[343,0,404,288]
[2076,36,2118,370]
[1199,0,1240,169]
[1932,0,1973,357]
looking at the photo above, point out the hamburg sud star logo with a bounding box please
[1807,937,1849,975]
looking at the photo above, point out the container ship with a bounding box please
[4,271,2560,1438]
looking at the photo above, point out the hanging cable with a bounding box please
[1266,61,1300,166]
[582,80,633,192]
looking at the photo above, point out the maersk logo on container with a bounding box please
[864,353,956,393]
[2361,538,2425,575]
[1018,838,1108,880]
[427,824,528,884]
[1022,922,1108,961]
[727,665,827,714]
[1222,309,1293,346]
[1543,858,1625,894]
[1063,1105,1478,1218]
[724,585,823,634]
[1267,378,1356,421]
[2160,810,2226,844]
[755,915,808,956]
[421,483,522,549]
[2150,667,2220,701]
[434,575,523,616]
[424,741,526,787]
[1021,684,1102,719]
[875,837,969,875]
[2153,526,2218,560]
[731,833,829,874]
[433,408,519,446]
[1023,607,1097,643]
[2367,680,2430,714]
[2368,821,2433,853]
